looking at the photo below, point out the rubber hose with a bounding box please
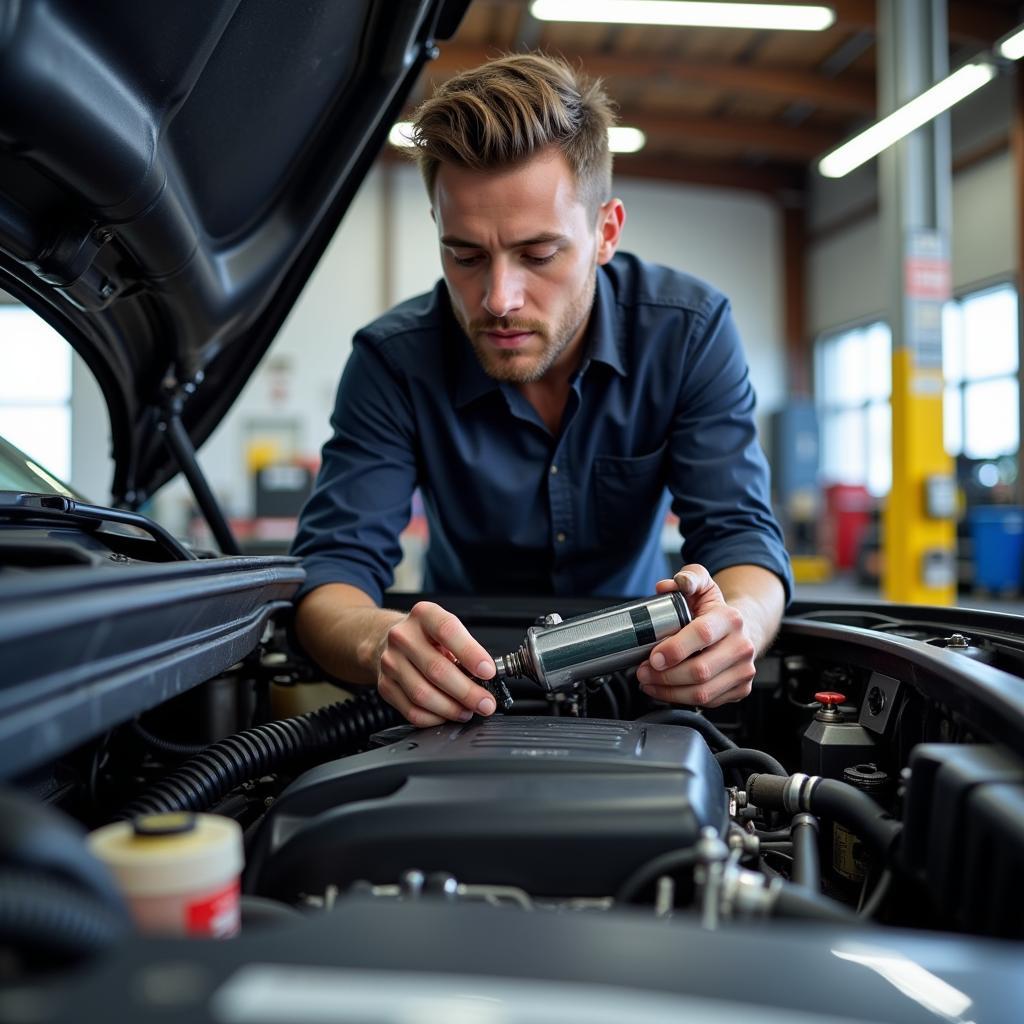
[716,747,788,777]
[117,690,400,820]
[773,882,858,923]
[132,721,208,759]
[747,773,901,860]
[754,828,792,841]
[615,848,700,904]
[637,709,738,752]
[0,868,130,962]
[790,814,820,890]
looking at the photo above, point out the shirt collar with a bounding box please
[585,263,627,377]
[451,264,626,409]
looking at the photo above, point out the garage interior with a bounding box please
[3,0,1024,610]
[7,1,1024,995]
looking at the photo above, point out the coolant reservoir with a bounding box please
[801,691,877,779]
[88,812,243,937]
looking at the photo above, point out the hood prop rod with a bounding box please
[158,384,241,556]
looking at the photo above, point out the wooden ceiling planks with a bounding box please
[399,0,1021,198]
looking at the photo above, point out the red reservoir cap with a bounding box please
[814,691,846,706]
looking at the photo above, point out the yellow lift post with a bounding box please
[879,0,957,605]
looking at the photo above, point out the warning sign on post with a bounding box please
[903,229,950,371]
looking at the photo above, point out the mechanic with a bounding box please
[291,53,792,727]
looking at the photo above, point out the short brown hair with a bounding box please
[409,52,616,216]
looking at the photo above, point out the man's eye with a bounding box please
[523,252,557,265]
[452,254,483,267]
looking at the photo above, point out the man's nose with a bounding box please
[483,260,524,319]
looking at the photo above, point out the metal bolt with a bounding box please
[945,634,970,649]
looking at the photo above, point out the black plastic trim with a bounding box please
[777,616,1024,756]
[0,557,303,779]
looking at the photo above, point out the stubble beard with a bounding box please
[455,271,597,385]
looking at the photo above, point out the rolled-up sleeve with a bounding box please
[290,337,418,605]
[666,296,793,602]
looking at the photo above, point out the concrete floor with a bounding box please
[793,575,1024,617]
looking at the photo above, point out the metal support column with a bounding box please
[1014,68,1024,504]
[879,0,957,605]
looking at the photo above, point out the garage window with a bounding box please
[0,304,72,481]
[817,285,1020,499]
[943,283,1019,461]
[816,320,892,496]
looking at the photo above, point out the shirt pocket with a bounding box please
[593,443,668,547]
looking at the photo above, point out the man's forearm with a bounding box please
[713,564,786,656]
[293,583,402,686]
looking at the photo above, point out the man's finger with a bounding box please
[413,602,495,680]
[649,627,752,687]
[384,648,477,721]
[648,605,739,670]
[378,674,446,727]
[389,604,495,713]
[671,564,712,596]
[703,678,754,708]
[639,659,754,708]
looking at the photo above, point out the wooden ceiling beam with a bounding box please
[614,154,805,195]
[948,1,1019,45]
[829,0,1016,45]
[427,43,876,115]
[378,148,804,197]
[623,111,844,160]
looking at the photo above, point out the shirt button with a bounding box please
[550,464,559,475]
[556,532,567,543]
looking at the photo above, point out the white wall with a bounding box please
[63,163,784,526]
[389,162,785,412]
[808,75,1015,338]
[952,151,1016,290]
[615,177,785,414]
[808,150,1015,339]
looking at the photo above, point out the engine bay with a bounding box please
[4,594,1024,1022]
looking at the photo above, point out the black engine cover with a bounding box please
[246,716,728,900]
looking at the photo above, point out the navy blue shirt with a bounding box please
[293,252,792,603]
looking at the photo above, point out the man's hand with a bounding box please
[635,563,758,708]
[375,601,498,727]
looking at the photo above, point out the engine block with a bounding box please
[246,716,728,900]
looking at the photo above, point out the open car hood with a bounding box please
[0,0,468,505]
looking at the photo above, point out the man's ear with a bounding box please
[596,198,625,265]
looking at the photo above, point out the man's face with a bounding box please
[433,148,620,384]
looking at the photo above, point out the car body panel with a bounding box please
[0,0,469,504]
[17,897,1024,1023]
[0,557,303,779]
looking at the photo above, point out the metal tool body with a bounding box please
[494,592,692,694]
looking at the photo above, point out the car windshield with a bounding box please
[0,433,83,499]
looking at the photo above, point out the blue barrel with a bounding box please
[968,506,1024,591]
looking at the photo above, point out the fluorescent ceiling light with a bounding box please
[389,122,647,154]
[818,60,997,179]
[388,122,416,147]
[530,0,835,31]
[998,26,1024,60]
[608,126,647,153]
